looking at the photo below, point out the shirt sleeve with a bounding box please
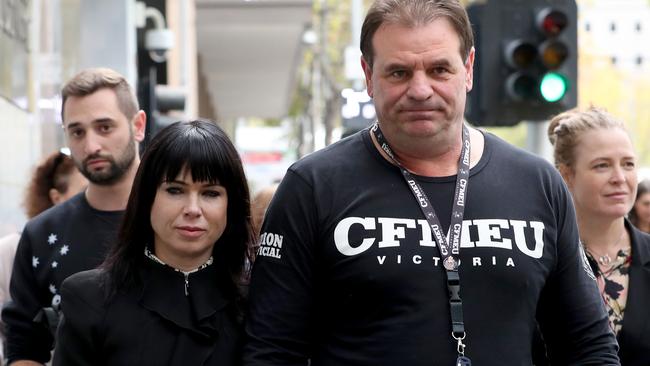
[52,273,103,366]
[536,183,620,365]
[243,170,319,365]
[1,230,53,364]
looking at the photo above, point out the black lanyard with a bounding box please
[371,123,471,365]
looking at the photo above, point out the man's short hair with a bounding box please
[360,0,474,68]
[61,68,139,121]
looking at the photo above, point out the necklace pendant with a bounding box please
[598,254,612,266]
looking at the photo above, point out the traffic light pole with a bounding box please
[525,120,553,162]
[138,66,157,152]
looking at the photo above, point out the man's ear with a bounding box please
[465,47,475,93]
[361,56,374,98]
[131,110,146,142]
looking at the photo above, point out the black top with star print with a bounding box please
[1,192,123,364]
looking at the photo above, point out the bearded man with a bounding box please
[2,68,146,366]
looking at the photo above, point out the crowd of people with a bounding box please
[1,0,649,365]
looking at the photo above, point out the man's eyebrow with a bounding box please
[383,62,408,71]
[92,118,115,124]
[423,56,456,69]
[430,58,453,67]
[65,118,115,130]
[382,58,455,71]
[65,121,81,130]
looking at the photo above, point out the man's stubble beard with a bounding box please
[75,133,137,186]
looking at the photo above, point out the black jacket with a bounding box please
[534,220,650,365]
[53,259,243,366]
[618,220,650,365]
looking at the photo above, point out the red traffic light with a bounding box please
[537,8,568,36]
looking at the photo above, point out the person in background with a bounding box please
[243,0,619,364]
[23,150,88,219]
[52,120,253,366]
[629,180,650,234]
[251,183,279,237]
[548,106,650,365]
[249,183,279,266]
[2,67,146,366]
[0,151,87,362]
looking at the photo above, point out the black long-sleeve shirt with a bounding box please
[1,193,122,364]
[244,130,620,365]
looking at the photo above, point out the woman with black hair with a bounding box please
[53,120,254,366]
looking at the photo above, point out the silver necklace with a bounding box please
[586,229,626,267]
[144,247,214,296]
[597,253,612,266]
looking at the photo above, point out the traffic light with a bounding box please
[138,67,186,150]
[465,0,577,126]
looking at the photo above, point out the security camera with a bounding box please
[145,28,174,63]
[135,2,174,62]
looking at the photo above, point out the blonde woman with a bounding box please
[548,106,650,365]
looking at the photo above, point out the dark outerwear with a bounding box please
[618,219,650,365]
[1,192,122,364]
[53,258,243,366]
[245,130,619,365]
[534,219,650,366]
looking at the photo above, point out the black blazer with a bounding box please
[618,220,650,365]
[533,220,650,365]
[53,260,243,366]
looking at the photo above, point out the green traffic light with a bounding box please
[540,73,568,102]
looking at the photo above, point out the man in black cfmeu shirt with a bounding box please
[244,0,620,365]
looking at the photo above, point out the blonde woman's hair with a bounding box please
[547,106,628,168]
